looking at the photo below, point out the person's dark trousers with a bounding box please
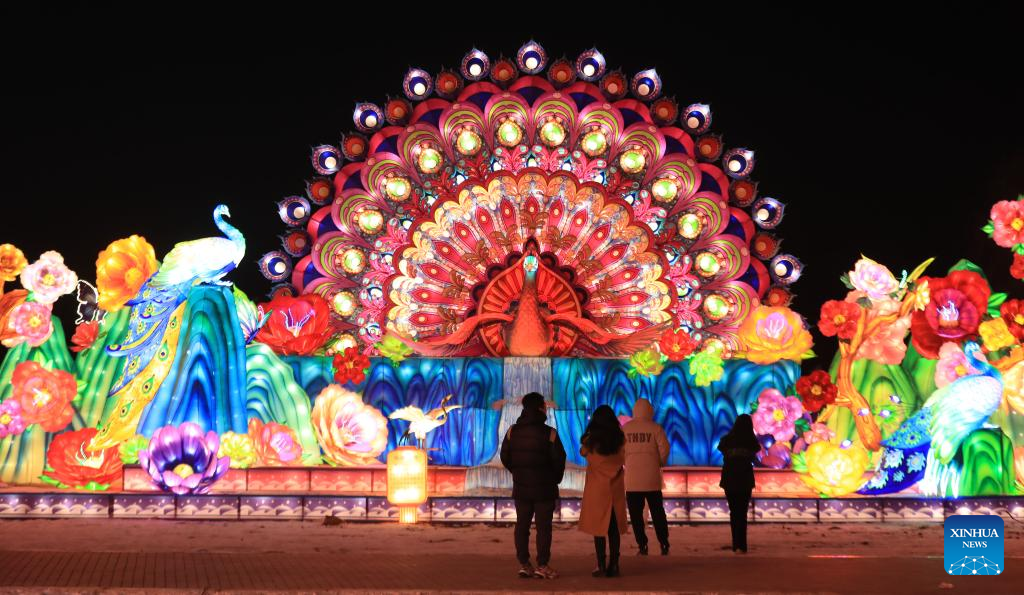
[514,498,556,565]
[725,488,752,551]
[626,491,670,548]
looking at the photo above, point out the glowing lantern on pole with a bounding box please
[387,446,428,524]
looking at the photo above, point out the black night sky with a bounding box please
[3,18,1023,364]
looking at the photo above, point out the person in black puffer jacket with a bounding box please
[500,392,567,579]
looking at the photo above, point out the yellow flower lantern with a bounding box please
[979,318,1017,352]
[387,446,428,524]
[798,440,870,497]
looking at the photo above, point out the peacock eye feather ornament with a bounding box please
[280,230,311,258]
[259,250,292,283]
[489,56,517,86]
[723,147,756,179]
[278,196,311,226]
[340,133,368,161]
[650,97,679,126]
[460,48,490,80]
[306,178,333,205]
[516,40,547,74]
[434,70,462,99]
[402,68,433,101]
[311,145,340,175]
[385,97,413,126]
[682,103,712,135]
[770,254,802,285]
[751,197,785,229]
[353,103,383,133]
[600,70,628,100]
[547,58,576,87]
[631,68,662,101]
[267,43,800,355]
[575,48,606,81]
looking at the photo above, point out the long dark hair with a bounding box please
[724,413,759,450]
[581,405,625,455]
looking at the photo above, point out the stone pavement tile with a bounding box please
[1,551,1023,593]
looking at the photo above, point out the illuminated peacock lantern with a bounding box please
[260,42,800,357]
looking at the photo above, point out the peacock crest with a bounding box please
[259,43,800,356]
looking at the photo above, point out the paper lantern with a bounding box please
[387,446,428,524]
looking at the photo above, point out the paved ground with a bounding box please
[1,519,1022,593]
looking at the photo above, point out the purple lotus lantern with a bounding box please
[138,422,230,494]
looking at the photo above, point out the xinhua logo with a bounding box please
[944,515,1004,576]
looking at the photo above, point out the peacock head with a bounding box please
[523,255,538,274]
[214,204,232,219]
[962,341,984,363]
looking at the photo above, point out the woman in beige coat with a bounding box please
[578,405,628,577]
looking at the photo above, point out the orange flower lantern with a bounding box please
[387,446,428,524]
[96,235,159,312]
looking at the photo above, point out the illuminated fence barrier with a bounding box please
[0,492,1020,522]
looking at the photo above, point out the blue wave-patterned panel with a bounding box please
[279,356,506,467]
[361,358,503,466]
[552,359,799,466]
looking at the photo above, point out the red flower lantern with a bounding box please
[795,370,838,413]
[818,300,861,340]
[254,294,335,356]
[1012,254,1024,281]
[43,428,122,489]
[248,419,304,466]
[12,361,76,432]
[70,321,100,353]
[1001,299,1024,342]
[333,346,371,385]
[658,328,698,362]
[910,271,990,358]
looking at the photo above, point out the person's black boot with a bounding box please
[637,543,648,556]
[605,555,620,577]
[660,543,670,556]
[591,556,607,577]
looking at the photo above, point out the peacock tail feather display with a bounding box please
[859,407,933,495]
[88,303,186,451]
[260,44,799,357]
[859,342,1005,496]
[105,279,191,394]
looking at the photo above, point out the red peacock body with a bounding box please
[260,43,800,358]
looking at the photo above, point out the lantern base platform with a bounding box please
[0,490,1020,523]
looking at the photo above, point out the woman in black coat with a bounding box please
[717,414,759,553]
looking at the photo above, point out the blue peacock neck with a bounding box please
[215,210,246,255]
[965,343,1000,380]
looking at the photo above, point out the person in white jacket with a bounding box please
[622,398,671,555]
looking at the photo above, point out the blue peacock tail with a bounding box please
[105,277,192,394]
[858,407,933,495]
